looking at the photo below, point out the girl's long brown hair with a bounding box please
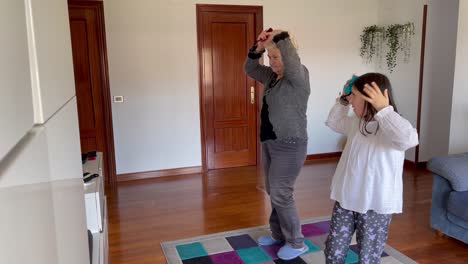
[353,73,398,136]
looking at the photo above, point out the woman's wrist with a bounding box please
[255,46,265,53]
[248,44,264,59]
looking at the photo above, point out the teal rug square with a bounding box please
[345,249,359,264]
[176,242,208,260]
[304,239,321,254]
[236,247,271,264]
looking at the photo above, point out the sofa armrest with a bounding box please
[427,153,468,192]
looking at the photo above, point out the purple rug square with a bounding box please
[311,220,331,233]
[226,234,258,250]
[261,244,282,260]
[210,251,243,264]
[182,256,214,264]
[308,233,329,250]
[301,223,328,237]
[349,245,359,255]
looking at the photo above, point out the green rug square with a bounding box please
[176,242,208,260]
[304,239,321,254]
[236,247,272,264]
[345,249,359,264]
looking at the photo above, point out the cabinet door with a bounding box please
[0,0,34,160]
[44,97,82,181]
[0,179,89,264]
[50,180,90,264]
[26,0,76,123]
[0,182,58,264]
[0,127,50,188]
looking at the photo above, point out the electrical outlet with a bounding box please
[114,96,124,103]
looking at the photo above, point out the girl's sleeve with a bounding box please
[325,101,352,135]
[374,106,419,151]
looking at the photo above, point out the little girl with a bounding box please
[324,73,419,264]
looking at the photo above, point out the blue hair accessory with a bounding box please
[344,75,359,95]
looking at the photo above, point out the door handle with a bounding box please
[250,86,255,104]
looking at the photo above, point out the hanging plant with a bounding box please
[385,24,401,72]
[385,22,415,72]
[401,22,415,63]
[360,25,386,63]
[359,22,415,73]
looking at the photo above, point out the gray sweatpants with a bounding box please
[324,202,392,264]
[262,139,307,249]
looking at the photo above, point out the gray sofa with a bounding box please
[427,153,468,244]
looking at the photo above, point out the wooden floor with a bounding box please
[107,158,468,264]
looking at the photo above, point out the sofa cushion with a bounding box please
[447,191,468,222]
[447,212,468,230]
[427,153,468,192]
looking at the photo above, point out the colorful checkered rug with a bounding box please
[161,216,416,264]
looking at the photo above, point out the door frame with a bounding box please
[196,4,263,172]
[415,4,427,166]
[68,0,117,187]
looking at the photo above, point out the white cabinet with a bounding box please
[25,0,76,123]
[0,0,34,160]
[83,153,105,233]
[0,0,89,263]
[83,152,108,264]
[45,97,82,181]
[0,179,89,264]
[0,97,83,187]
[0,127,51,188]
[0,182,60,264]
[50,180,91,264]
[91,199,108,264]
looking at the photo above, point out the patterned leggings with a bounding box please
[324,202,392,264]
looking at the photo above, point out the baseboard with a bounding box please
[306,152,342,160]
[404,159,427,169]
[117,152,342,183]
[416,161,427,169]
[117,166,203,182]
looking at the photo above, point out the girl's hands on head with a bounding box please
[358,82,390,111]
[342,75,356,95]
[338,75,356,106]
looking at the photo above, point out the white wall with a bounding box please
[105,0,377,175]
[420,0,459,161]
[0,0,34,160]
[376,0,424,161]
[449,0,468,154]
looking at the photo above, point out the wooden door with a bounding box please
[197,5,262,170]
[68,1,116,186]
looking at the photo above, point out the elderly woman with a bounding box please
[244,28,310,260]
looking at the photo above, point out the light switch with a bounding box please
[114,96,124,103]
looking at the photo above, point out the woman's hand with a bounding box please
[255,28,282,52]
[255,29,270,52]
[360,82,390,111]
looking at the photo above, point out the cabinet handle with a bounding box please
[250,86,255,104]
